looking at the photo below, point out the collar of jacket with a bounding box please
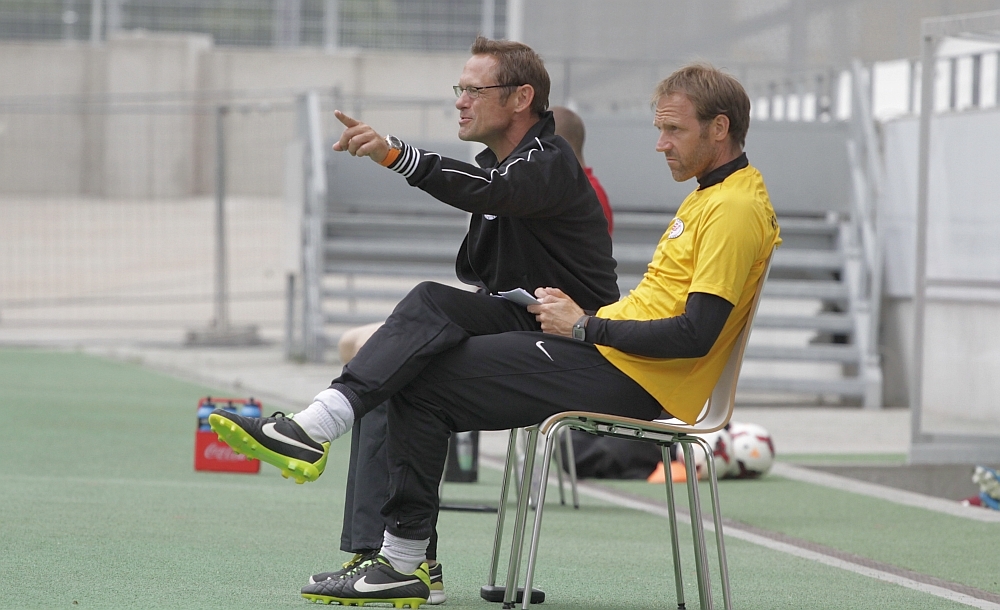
[475,110,555,168]
[696,152,749,190]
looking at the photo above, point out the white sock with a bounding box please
[381,531,428,575]
[292,388,355,443]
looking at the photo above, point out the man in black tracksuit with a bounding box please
[319,36,618,600]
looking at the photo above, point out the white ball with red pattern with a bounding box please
[729,421,775,478]
[676,429,734,480]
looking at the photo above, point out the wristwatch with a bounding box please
[572,315,591,341]
[385,134,403,151]
[380,134,404,167]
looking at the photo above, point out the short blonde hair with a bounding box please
[653,63,750,148]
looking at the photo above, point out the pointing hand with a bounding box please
[331,110,389,164]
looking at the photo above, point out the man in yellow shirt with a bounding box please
[210,63,780,606]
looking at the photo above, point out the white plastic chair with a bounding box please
[484,250,773,610]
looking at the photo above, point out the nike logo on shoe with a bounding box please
[353,575,423,593]
[535,340,553,361]
[261,423,325,456]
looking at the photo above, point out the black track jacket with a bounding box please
[384,112,620,312]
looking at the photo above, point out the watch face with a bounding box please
[386,135,403,150]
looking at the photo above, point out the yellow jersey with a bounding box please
[596,164,780,423]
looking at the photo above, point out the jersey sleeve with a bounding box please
[384,139,576,218]
[585,292,734,358]
[687,197,766,305]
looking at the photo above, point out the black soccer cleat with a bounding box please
[309,550,381,584]
[427,562,445,605]
[309,555,445,605]
[208,410,329,484]
[301,555,430,608]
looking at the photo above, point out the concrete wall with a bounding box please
[581,113,851,214]
[0,34,468,198]
[0,32,851,206]
[0,42,93,195]
[880,109,1000,430]
[101,33,212,199]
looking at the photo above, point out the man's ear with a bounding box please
[512,84,535,114]
[711,114,730,143]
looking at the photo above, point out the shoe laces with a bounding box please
[341,553,363,570]
[342,550,381,576]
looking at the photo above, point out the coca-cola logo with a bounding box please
[203,443,252,462]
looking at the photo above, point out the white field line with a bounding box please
[770,462,1000,523]
[479,455,1000,610]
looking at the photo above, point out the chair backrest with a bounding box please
[688,248,775,433]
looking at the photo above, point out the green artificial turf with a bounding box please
[600,471,1000,596]
[0,347,992,609]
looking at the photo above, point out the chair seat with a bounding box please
[538,410,721,440]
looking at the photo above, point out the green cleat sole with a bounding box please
[208,413,328,483]
[302,594,426,607]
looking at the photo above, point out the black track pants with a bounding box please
[333,281,539,416]
[338,281,539,553]
[381,331,663,540]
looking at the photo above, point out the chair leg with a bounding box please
[563,428,580,509]
[697,436,733,610]
[520,420,565,609]
[553,429,567,506]
[661,445,686,610]
[681,441,714,610]
[502,427,539,608]
[485,429,520,589]
[513,428,524,497]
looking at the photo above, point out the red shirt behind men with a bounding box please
[585,166,613,236]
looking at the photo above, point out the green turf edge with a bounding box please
[1,347,992,609]
[596,473,1000,595]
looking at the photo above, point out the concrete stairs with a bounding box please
[614,212,880,406]
[320,204,882,406]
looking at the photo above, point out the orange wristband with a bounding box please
[380,147,401,167]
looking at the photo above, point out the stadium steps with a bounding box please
[762,279,848,300]
[744,344,861,363]
[616,210,878,406]
[738,214,878,405]
[753,312,854,333]
[319,204,880,405]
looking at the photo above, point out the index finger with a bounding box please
[334,110,360,128]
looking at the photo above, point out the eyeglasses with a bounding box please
[453,83,522,98]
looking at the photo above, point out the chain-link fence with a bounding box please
[0,87,464,347]
[0,0,505,51]
[0,92,303,345]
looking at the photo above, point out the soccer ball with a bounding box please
[729,422,775,478]
[676,429,734,480]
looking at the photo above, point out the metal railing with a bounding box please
[845,60,886,408]
[752,47,1000,124]
[0,91,301,345]
[0,0,505,51]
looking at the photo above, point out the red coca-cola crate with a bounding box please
[194,397,261,474]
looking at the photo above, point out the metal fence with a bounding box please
[749,47,1000,125]
[0,0,505,50]
[0,87,466,348]
[0,92,305,345]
